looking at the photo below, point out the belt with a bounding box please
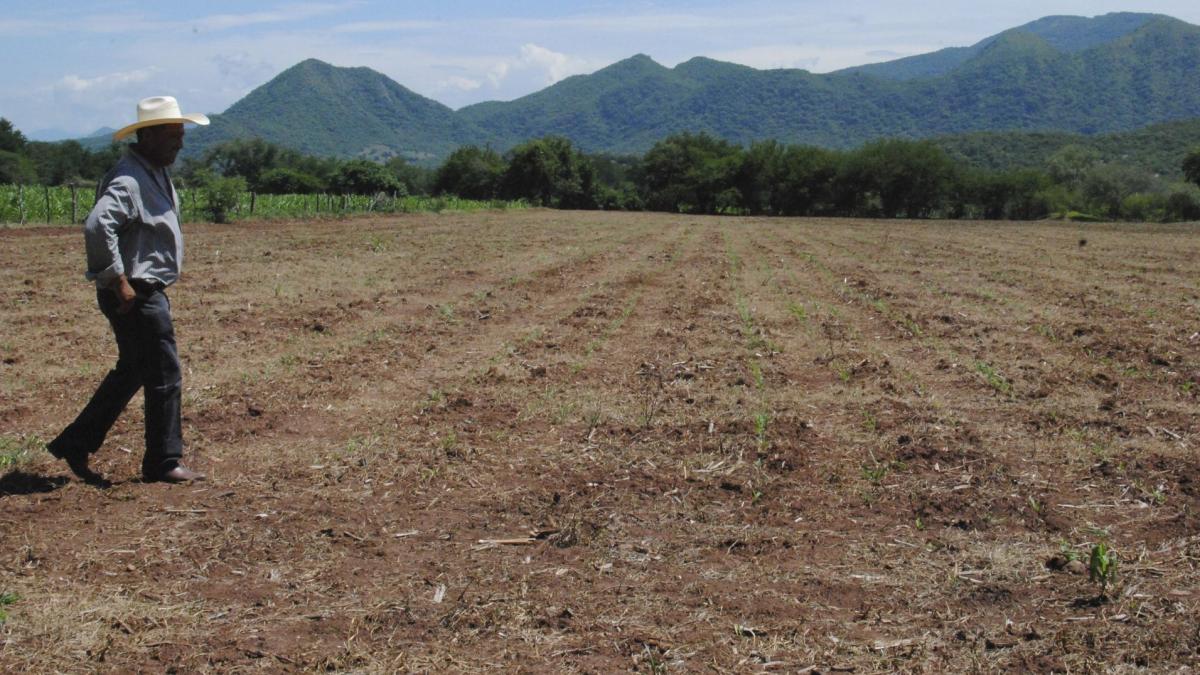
[129,278,166,295]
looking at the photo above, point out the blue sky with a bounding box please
[2,1,1198,139]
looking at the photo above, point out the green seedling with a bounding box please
[1089,542,1117,598]
[366,234,387,253]
[754,412,769,450]
[787,302,807,323]
[749,361,765,389]
[0,592,17,623]
[862,461,889,484]
[975,361,1011,394]
[1057,540,1078,562]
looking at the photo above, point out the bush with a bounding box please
[1119,192,1165,222]
[597,185,642,211]
[192,169,247,223]
[434,146,504,200]
[256,167,324,194]
[331,159,402,196]
[1164,185,1200,221]
[1081,164,1155,218]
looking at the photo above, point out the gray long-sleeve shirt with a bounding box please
[84,148,182,289]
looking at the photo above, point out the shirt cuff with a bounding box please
[92,261,125,287]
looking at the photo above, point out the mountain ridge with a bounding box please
[158,12,1200,162]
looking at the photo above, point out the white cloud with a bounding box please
[0,18,46,36]
[498,12,789,33]
[332,19,443,33]
[468,44,589,94]
[706,45,822,71]
[439,76,482,92]
[212,52,278,85]
[519,44,568,83]
[517,43,588,84]
[191,3,353,31]
[487,62,511,88]
[708,42,946,73]
[54,67,161,94]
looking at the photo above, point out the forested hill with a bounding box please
[177,12,1200,161]
[838,12,1164,80]
[184,59,495,161]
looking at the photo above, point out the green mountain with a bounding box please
[841,12,1163,80]
[167,12,1200,162]
[186,59,493,161]
[458,14,1200,152]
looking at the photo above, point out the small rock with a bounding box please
[1045,554,1070,571]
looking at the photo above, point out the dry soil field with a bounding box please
[1,210,1198,672]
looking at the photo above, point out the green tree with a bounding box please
[1183,148,1200,187]
[775,145,839,216]
[0,118,26,154]
[500,136,598,209]
[202,138,282,188]
[1164,185,1200,221]
[1081,164,1155,218]
[732,140,785,215]
[838,140,956,218]
[955,168,1052,220]
[636,133,742,214]
[256,167,324,194]
[433,146,504,199]
[330,159,402,195]
[0,150,37,184]
[385,156,433,196]
[1046,144,1100,191]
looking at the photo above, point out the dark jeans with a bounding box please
[48,286,183,475]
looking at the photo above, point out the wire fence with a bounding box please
[0,184,526,225]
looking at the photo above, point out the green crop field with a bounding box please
[0,184,525,225]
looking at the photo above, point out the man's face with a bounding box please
[138,123,185,167]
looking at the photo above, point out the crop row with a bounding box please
[0,184,525,225]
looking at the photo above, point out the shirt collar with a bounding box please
[127,146,162,174]
[126,147,177,210]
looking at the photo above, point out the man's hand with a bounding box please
[113,275,136,314]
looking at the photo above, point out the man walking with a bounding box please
[47,96,208,485]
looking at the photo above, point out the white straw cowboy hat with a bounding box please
[112,96,210,141]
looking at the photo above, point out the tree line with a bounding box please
[5,116,1200,222]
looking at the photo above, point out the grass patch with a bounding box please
[975,361,1012,394]
[0,592,19,624]
[0,434,42,470]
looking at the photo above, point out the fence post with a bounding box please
[44,186,51,224]
[250,191,256,215]
[18,185,24,224]
[71,185,78,224]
